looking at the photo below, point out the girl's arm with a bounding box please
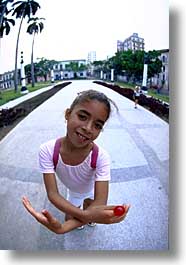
[83,181,130,224]
[43,173,86,220]
[43,173,130,224]
[22,196,85,234]
[92,180,109,205]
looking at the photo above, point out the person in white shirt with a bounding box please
[22,90,130,234]
[134,86,141,109]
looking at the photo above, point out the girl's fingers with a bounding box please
[42,209,62,229]
[22,196,30,206]
[22,197,35,213]
[105,204,131,216]
[22,196,47,222]
[111,204,131,223]
[104,205,117,210]
[42,209,55,222]
[123,204,131,214]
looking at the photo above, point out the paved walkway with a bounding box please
[0,80,169,250]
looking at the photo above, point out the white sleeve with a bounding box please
[38,140,55,173]
[95,147,111,181]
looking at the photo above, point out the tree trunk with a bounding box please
[14,15,24,92]
[31,32,35,87]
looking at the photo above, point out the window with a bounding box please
[162,55,167,63]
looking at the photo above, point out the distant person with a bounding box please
[134,86,141,109]
[22,90,130,234]
[157,85,161,94]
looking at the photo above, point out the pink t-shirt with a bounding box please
[39,139,111,194]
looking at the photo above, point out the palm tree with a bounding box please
[26,16,44,87]
[0,0,14,30]
[0,0,15,46]
[0,12,15,38]
[11,0,40,92]
[0,0,15,73]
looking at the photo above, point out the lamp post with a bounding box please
[111,68,114,82]
[60,71,63,80]
[141,52,149,94]
[50,69,54,83]
[20,51,28,94]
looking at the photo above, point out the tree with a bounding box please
[26,16,45,87]
[0,0,15,38]
[111,50,162,83]
[144,50,162,79]
[0,0,15,72]
[92,60,104,77]
[65,61,87,72]
[66,61,79,72]
[34,58,58,81]
[79,63,87,71]
[11,0,40,92]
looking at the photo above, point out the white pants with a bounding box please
[67,189,94,207]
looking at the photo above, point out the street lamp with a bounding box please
[50,68,54,83]
[20,51,28,94]
[141,52,149,94]
[111,68,114,82]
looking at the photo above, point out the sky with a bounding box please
[0,0,169,73]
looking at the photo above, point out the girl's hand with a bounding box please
[22,196,64,234]
[83,204,130,224]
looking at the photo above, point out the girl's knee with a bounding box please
[83,198,94,209]
[65,213,73,221]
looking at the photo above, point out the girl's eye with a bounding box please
[78,114,87,121]
[95,123,103,130]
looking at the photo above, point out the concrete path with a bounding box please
[0,80,169,250]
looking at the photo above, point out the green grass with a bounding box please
[115,81,169,103]
[0,81,52,106]
[115,81,134,89]
[147,89,169,103]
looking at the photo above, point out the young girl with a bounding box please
[22,89,130,234]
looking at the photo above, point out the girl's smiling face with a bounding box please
[65,99,108,148]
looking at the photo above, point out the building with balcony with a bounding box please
[117,33,145,52]
[0,71,14,90]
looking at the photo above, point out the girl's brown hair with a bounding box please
[69,90,118,120]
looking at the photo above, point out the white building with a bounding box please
[0,71,14,90]
[53,59,87,80]
[87,51,96,64]
[117,33,145,52]
[87,51,96,77]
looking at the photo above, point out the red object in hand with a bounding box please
[114,206,125,216]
